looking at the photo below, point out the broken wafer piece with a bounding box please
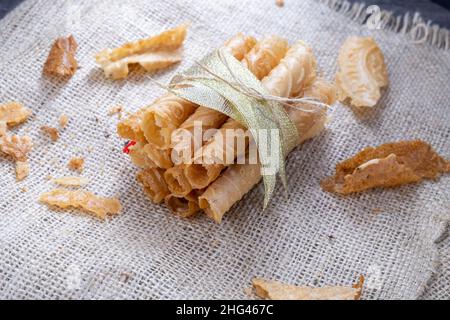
[137,168,170,204]
[68,157,84,172]
[44,35,78,77]
[0,103,33,180]
[41,126,59,141]
[0,102,32,127]
[59,114,69,128]
[108,105,123,117]
[39,189,122,220]
[336,37,388,107]
[52,176,89,187]
[15,160,30,181]
[0,121,6,137]
[96,24,187,80]
[252,277,364,300]
[0,134,33,162]
[321,140,450,195]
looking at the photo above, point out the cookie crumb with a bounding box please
[41,126,59,142]
[59,114,69,128]
[68,157,84,172]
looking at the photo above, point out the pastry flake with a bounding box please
[336,37,388,107]
[40,189,122,220]
[321,140,450,195]
[252,278,363,300]
[41,126,59,142]
[68,157,84,172]
[108,105,123,117]
[0,134,33,161]
[0,121,6,137]
[96,24,187,80]
[117,108,148,143]
[137,168,170,204]
[129,143,156,169]
[43,35,78,77]
[52,176,89,187]
[59,114,69,128]
[0,102,32,127]
[15,160,30,181]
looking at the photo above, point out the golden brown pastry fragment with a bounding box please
[96,24,187,79]
[0,134,33,162]
[321,140,450,194]
[0,121,6,137]
[252,277,363,300]
[44,35,78,77]
[39,189,122,220]
[15,160,30,181]
[336,37,388,107]
[68,157,84,172]
[0,117,33,180]
[108,105,123,117]
[41,126,59,141]
[59,114,69,128]
[52,176,89,187]
[0,102,32,127]
[137,168,170,204]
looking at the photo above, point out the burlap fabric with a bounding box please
[0,0,448,300]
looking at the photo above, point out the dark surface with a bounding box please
[348,0,450,28]
[0,0,449,26]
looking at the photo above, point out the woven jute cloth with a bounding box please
[0,0,449,300]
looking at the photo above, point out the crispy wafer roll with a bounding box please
[117,109,147,143]
[165,189,204,218]
[199,79,336,223]
[137,168,170,204]
[140,34,257,150]
[167,36,288,194]
[223,32,257,61]
[171,107,229,163]
[242,35,289,80]
[262,41,317,98]
[129,143,156,169]
[185,41,317,190]
[164,165,192,197]
[141,94,198,149]
[184,118,248,189]
[143,144,173,169]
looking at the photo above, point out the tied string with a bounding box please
[145,49,330,114]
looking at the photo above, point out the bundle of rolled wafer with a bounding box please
[117,33,337,223]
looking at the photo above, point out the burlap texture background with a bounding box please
[0,0,448,299]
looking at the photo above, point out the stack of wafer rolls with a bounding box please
[117,33,336,222]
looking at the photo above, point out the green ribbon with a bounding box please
[168,49,299,208]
